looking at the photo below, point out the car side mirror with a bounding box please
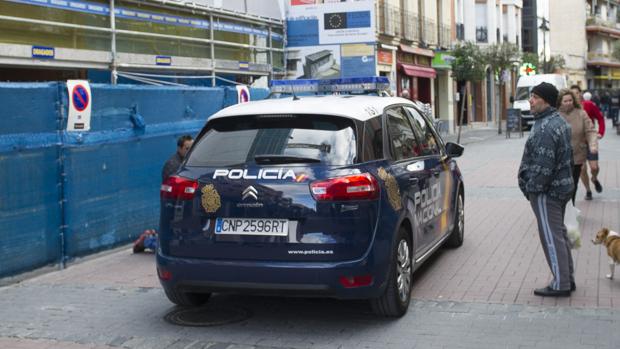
[509,96,515,103]
[445,142,464,158]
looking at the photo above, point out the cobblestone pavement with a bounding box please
[1,121,620,349]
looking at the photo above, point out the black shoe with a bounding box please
[533,286,571,297]
[593,179,603,193]
[585,191,593,200]
[571,281,576,292]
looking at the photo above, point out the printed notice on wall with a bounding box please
[66,80,92,131]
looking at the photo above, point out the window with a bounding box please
[187,115,357,167]
[386,107,420,160]
[405,107,440,156]
[362,116,384,161]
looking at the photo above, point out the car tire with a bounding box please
[164,288,211,307]
[445,192,464,248]
[370,227,412,317]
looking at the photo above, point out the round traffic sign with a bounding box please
[72,84,89,112]
[239,88,249,103]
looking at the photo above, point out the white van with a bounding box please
[513,74,567,129]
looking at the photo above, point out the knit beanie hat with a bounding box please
[531,82,559,106]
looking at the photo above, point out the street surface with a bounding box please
[1,121,620,349]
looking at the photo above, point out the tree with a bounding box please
[545,54,566,73]
[450,42,486,143]
[485,43,521,134]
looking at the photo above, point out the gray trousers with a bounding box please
[529,194,574,291]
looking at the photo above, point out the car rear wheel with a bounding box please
[164,288,211,307]
[370,227,412,317]
[445,192,464,248]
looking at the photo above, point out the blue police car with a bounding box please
[157,77,465,317]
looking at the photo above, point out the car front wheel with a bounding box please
[445,192,464,248]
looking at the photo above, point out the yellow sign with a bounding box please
[341,44,374,57]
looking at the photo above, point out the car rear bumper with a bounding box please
[156,250,389,299]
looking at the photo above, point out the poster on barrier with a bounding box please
[66,80,92,131]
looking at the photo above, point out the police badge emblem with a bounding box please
[201,184,221,213]
[378,167,402,211]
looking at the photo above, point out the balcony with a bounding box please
[402,12,420,41]
[586,16,620,38]
[587,51,620,67]
[438,24,451,48]
[378,2,401,36]
[476,26,488,43]
[422,17,437,46]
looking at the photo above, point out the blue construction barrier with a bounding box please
[0,82,268,277]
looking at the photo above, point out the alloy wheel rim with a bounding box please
[396,239,412,303]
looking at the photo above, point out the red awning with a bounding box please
[398,63,437,79]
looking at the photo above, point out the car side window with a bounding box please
[386,107,421,160]
[404,107,440,156]
[362,116,384,161]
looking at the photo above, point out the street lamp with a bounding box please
[539,18,550,73]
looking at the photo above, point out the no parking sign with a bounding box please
[236,85,250,104]
[67,80,92,131]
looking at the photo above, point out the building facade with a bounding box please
[375,0,455,131]
[585,0,620,89]
[0,0,285,85]
[454,0,522,126]
[549,0,587,88]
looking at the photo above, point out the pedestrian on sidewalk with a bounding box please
[134,134,194,253]
[557,89,598,204]
[518,82,575,297]
[571,86,605,200]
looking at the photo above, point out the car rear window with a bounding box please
[186,114,357,167]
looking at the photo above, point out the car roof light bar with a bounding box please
[269,76,390,96]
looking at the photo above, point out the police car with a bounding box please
[157,77,465,317]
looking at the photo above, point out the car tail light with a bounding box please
[310,173,379,201]
[157,267,172,281]
[160,176,198,200]
[339,275,373,288]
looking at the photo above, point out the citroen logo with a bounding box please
[242,186,258,201]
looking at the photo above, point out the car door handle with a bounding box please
[431,169,440,177]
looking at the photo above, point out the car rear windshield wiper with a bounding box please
[254,154,321,164]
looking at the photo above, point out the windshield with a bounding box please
[515,87,530,101]
[187,115,357,167]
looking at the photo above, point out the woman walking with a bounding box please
[557,89,598,204]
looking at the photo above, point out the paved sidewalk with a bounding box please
[413,119,620,308]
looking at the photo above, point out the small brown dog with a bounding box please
[592,228,620,279]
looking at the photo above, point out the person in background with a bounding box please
[162,134,194,182]
[570,86,605,200]
[557,89,598,204]
[601,90,611,118]
[134,134,194,253]
[518,82,575,297]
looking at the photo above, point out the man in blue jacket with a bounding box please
[518,82,575,297]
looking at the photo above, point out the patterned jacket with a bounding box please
[518,107,574,202]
